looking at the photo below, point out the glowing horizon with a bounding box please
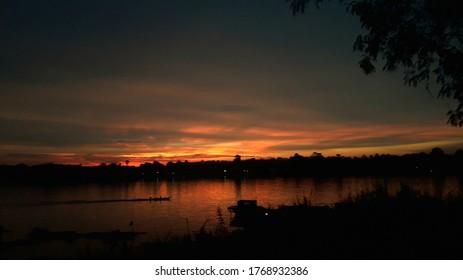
[2,122,461,166]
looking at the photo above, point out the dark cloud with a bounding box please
[0,118,106,146]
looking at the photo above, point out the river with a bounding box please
[1,176,462,242]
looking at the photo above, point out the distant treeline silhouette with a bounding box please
[1,148,462,185]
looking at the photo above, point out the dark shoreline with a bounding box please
[1,149,463,186]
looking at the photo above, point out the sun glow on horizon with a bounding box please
[1,116,462,166]
[15,135,461,167]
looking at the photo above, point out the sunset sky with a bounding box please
[1,0,462,165]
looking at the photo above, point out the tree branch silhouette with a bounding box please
[288,0,463,126]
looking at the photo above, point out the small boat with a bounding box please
[228,200,268,227]
[149,196,171,201]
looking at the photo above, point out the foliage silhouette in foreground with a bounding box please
[288,0,463,126]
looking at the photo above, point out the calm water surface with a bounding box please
[1,177,462,241]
